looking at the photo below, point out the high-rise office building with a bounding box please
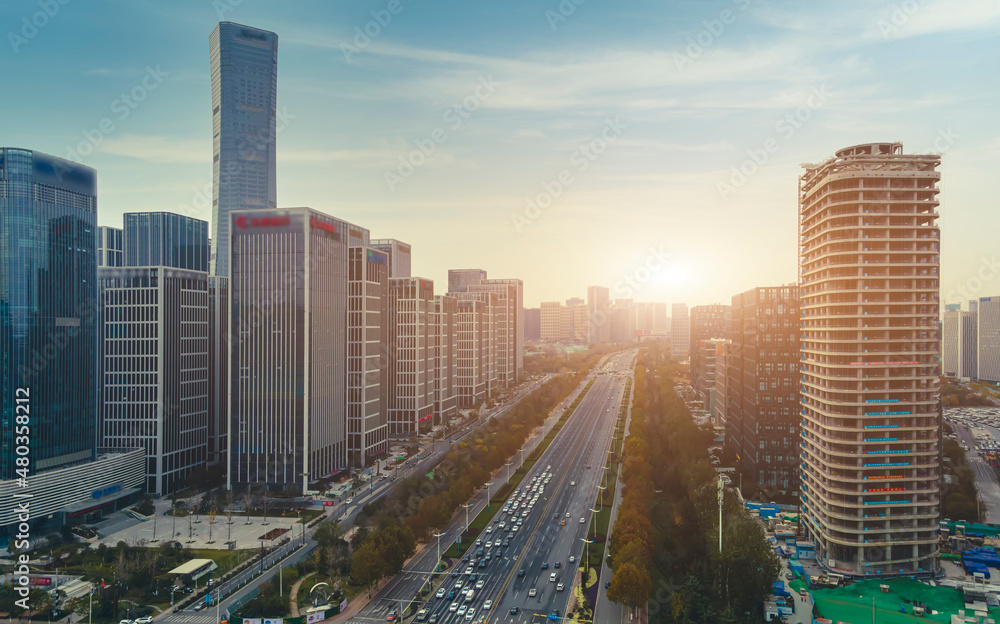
[540,302,569,342]
[455,298,490,408]
[209,22,278,277]
[468,281,519,386]
[724,286,800,495]
[387,277,436,435]
[670,303,689,359]
[99,267,209,495]
[713,341,729,428]
[98,226,123,267]
[799,143,941,576]
[568,298,589,344]
[0,148,143,536]
[228,208,365,491]
[696,338,728,418]
[347,247,389,466]
[125,212,210,271]
[690,304,731,403]
[587,286,611,344]
[978,297,1000,382]
[610,299,632,343]
[433,295,460,424]
[524,307,541,342]
[371,238,412,279]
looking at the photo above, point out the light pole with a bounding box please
[588,507,600,543]
[596,486,606,509]
[485,481,494,512]
[461,503,473,537]
[718,475,724,553]
[505,461,514,484]
[580,537,594,581]
[432,531,446,573]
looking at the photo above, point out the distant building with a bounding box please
[98,226,123,267]
[569,298,589,344]
[690,304,730,403]
[124,212,209,271]
[388,277,436,436]
[371,238,412,279]
[670,303,689,359]
[540,302,570,342]
[610,299,632,343]
[208,275,229,467]
[524,307,541,342]
[587,286,611,344]
[433,295,460,424]
[347,247,389,466]
[979,297,1000,382]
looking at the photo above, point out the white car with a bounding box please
[570,481,576,486]
[580,517,585,523]
[556,583,565,591]
[456,605,467,616]
[483,599,493,610]
[456,580,464,589]
[486,526,493,533]
[465,609,476,621]
[436,588,446,598]
[529,588,538,597]
[550,573,557,582]
[476,579,485,589]
[486,541,492,548]
[569,555,576,563]
[512,525,519,533]
[449,604,459,613]
[135,618,153,624]
[566,512,571,518]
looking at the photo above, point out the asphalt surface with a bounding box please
[153,374,556,623]
[945,414,1000,523]
[348,350,636,624]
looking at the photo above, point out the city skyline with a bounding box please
[5,0,999,307]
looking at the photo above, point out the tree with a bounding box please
[606,562,651,609]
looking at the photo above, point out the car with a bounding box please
[416,609,429,621]
[518,568,525,578]
[193,604,206,612]
[457,605,467,617]
[556,583,565,591]
[429,616,439,624]
[580,517,586,523]
[120,620,133,624]
[550,573,557,582]
[570,481,576,486]
[476,539,482,546]
[465,566,474,574]
[510,607,520,615]
[560,520,566,526]
[569,556,576,564]
[528,588,538,597]
[605,580,611,589]
[542,562,549,570]
[566,512,571,518]
[476,579,485,589]
[554,561,561,569]
[449,603,459,613]
[436,588,446,598]
[478,560,487,568]
[549,610,560,619]
[456,580,464,589]
[503,539,510,547]
[513,526,519,533]
[470,573,478,583]
[346,498,353,504]
[485,526,493,534]
[465,609,476,621]
[483,600,493,610]
[136,618,153,624]
[448,591,456,600]
[463,555,470,562]
[486,541,492,548]
[786,573,794,581]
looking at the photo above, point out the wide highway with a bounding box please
[348,350,635,624]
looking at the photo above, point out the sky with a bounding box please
[4,0,1000,308]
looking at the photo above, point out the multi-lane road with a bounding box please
[349,350,635,624]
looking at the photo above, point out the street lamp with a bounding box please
[485,481,494,512]
[596,485,607,508]
[505,461,514,484]
[432,531,447,573]
[461,503,473,537]
[580,537,594,580]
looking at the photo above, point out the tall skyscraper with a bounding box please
[1,148,99,479]
[99,267,209,495]
[432,295,460,424]
[228,208,365,491]
[387,277,436,435]
[371,238,412,279]
[524,307,541,342]
[124,212,209,271]
[978,296,1000,382]
[209,22,278,277]
[799,143,941,576]
[540,302,569,342]
[347,247,389,466]
[670,303,689,359]
[0,148,144,536]
[208,275,229,467]
[587,285,611,344]
[724,286,800,495]
[447,270,523,384]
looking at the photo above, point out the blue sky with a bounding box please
[4,0,999,307]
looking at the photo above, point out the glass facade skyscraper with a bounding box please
[209,21,278,277]
[124,211,209,271]
[0,148,98,480]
